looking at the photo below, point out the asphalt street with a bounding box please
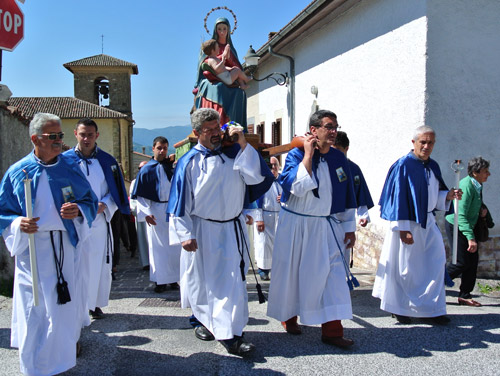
[1,249,499,376]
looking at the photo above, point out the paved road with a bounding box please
[1,249,499,376]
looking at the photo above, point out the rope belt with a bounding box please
[202,213,266,303]
[280,206,359,290]
[49,230,71,304]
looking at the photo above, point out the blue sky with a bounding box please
[2,0,309,129]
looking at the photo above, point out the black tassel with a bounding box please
[56,280,71,305]
[256,283,266,304]
[351,276,360,288]
[240,259,246,281]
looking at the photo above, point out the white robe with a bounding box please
[76,158,117,313]
[3,171,89,376]
[130,179,149,267]
[169,144,265,340]
[253,180,282,270]
[267,162,355,325]
[372,169,451,317]
[137,167,180,284]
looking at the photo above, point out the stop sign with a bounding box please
[0,0,23,51]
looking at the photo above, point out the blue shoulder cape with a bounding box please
[348,159,374,209]
[279,147,357,214]
[379,151,449,229]
[0,152,98,247]
[167,144,274,217]
[65,147,130,215]
[131,158,173,202]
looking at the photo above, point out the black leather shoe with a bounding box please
[220,337,256,356]
[154,284,167,293]
[392,314,411,324]
[169,282,180,290]
[194,326,215,341]
[90,307,105,320]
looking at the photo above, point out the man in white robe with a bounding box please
[132,137,180,292]
[130,161,150,270]
[333,131,374,266]
[253,156,282,281]
[373,126,461,324]
[0,113,97,375]
[168,108,273,356]
[65,118,129,321]
[267,110,357,348]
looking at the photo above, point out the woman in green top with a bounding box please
[445,157,493,307]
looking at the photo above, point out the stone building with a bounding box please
[9,54,138,179]
[245,0,500,276]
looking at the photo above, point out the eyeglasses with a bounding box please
[200,127,222,135]
[321,125,341,132]
[39,132,65,140]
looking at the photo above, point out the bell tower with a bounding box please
[63,54,138,116]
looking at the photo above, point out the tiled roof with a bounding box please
[8,97,129,119]
[63,54,138,74]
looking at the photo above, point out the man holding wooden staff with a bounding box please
[0,113,97,375]
[373,126,461,325]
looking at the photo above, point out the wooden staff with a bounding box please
[23,169,39,306]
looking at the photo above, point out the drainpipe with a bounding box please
[268,45,295,141]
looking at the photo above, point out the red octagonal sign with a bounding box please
[0,0,24,51]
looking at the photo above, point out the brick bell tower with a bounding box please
[63,54,138,116]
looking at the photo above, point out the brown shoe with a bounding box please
[321,336,354,348]
[281,316,302,335]
[458,297,482,307]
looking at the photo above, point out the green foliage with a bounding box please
[477,282,500,294]
[0,278,14,298]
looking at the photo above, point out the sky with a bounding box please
[1,0,310,129]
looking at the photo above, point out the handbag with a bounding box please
[473,203,489,242]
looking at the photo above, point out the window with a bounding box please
[256,122,265,143]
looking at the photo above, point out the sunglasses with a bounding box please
[40,132,65,140]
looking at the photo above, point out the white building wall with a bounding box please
[249,0,428,228]
[426,0,500,234]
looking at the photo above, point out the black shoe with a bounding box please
[90,307,105,320]
[142,265,150,271]
[430,315,450,325]
[169,282,180,290]
[194,326,215,341]
[392,314,411,324]
[154,284,167,293]
[220,336,255,356]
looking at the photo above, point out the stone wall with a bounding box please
[352,223,384,271]
[0,105,31,287]
[352,218,500,279]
